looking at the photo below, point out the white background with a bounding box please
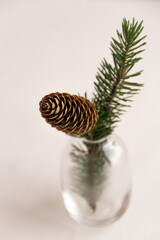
[0,0,160,239]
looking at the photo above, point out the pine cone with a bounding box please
[39,92,98,135]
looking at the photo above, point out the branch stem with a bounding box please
[106,42,130,110]
[88,147,97,212]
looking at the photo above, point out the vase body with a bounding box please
[61,134,132,227]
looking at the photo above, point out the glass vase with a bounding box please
[61,134,132,227]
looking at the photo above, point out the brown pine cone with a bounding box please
[39,92,98,135]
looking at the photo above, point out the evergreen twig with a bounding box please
[82,18,146,140]
[70,18,146,212]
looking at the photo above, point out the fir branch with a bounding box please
[69,18,146,212]
[83,18,146,140]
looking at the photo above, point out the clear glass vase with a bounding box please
[61,134,132,227]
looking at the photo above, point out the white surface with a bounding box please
[0,0,160,239]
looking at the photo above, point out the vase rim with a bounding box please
[82,135,110,144]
